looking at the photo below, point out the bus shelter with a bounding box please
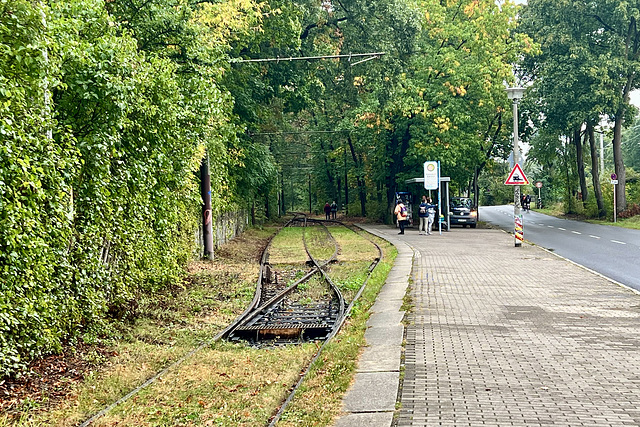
[405,176,451,231]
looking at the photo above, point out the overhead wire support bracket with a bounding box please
[230,52,385,64]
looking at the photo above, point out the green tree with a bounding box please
[521,0,640,213]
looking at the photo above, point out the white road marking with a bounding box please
[571,231,581,235]
[548,225,554,228]
[558,227,566,231]
[589,235,600,239]
[611,240,627,245]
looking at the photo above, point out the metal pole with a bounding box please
[308,174,312,214]
[613,183,617,223]
[446,182,451,231]
[438,161,442,235]
[513,99,522,247]
[600,131,605,175]
[344,143,348,217]
[200,156,214,259]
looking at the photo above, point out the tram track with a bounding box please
[224,215,345,345]
[78,214,382,426]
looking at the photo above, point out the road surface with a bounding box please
[479,205,640,291]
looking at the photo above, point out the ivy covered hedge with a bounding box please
[0,0,261,377]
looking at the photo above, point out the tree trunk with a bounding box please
[473,166,479,209]
[251,200,255,226]
[562,137,576,214]
[574,128,588,207]
[265,191,270,219]
[385,120,412,223]
[347,134,367,216]
[587,123,605,217]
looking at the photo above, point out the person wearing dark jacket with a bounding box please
[419,196,436,235]
[324,202,331,220]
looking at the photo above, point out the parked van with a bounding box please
[449,197,477,228]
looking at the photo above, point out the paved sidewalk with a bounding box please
[335,225,640,427]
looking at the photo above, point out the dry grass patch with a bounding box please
[276,233,397,426]
[267,228,308,264]
[304,225,336,262]
[94,342,317,426]
[2,226,277,426]
[329,226,380,262]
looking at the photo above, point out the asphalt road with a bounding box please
[479,205,640,291]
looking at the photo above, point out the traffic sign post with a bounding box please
[505,164,529,247]
[535,181,543,209]
[611,173,618,223]
[506,86,525,247]
[423,160,443,234]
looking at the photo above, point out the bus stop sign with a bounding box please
[424,161,439,190]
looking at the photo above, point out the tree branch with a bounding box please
[301,17,348,40]
[589,13,615,33]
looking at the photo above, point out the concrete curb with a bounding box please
[334,225,414,427]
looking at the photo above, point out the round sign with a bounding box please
[426,164,436,172]
[611,173,617,180]
[535,181,543,189]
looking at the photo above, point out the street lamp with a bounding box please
[506,87,525,247]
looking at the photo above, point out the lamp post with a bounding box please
[506,87,525,247]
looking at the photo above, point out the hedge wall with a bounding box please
[0,0,241,376]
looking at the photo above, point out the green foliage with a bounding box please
[519,0,640,214]
[0,0,260,376]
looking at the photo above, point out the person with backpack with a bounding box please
[330,201,338,219]
[419,196,436,235]
[394,200,408,234]
[418,196,429,235]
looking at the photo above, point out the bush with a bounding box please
[0,0,237,377]
[619,203,640,219]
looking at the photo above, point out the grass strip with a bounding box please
[2,224,396,427]
[275,231,396,426]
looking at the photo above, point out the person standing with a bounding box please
[324,202,331,220]
[418,196,429,235]
[330,200,337,219]
[426,197,436,234]
[394,200,408,234]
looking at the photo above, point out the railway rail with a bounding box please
[224,215,346,346]
[79,214,382,426]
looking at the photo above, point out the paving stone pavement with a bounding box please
[337,224,640,427]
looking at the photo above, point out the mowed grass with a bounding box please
[94,342,317,426]
[267,227,308,265]
[304,224,337,263]
[2,224,396,427]
[277,230,396,426]
[588,215,640,229]
[3,227,276,426]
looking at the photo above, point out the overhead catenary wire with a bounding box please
[250,129,353,136]
[230,52,385,65]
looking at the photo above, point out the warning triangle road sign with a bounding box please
[505,164,529,185]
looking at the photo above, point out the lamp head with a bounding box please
[506,87,526,100]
